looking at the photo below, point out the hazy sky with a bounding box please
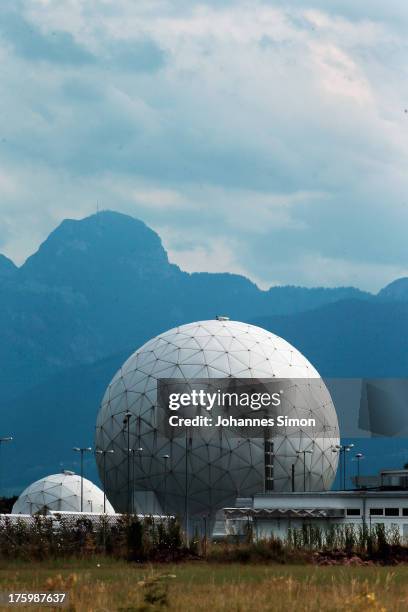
[1,0,408,291]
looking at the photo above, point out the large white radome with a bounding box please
[12,472,115,515]
[95,319,339,518]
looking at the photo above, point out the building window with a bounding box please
[346,508,360,516]
[402,508,408,516]
[385,508,399,517]
[370,508,384,516]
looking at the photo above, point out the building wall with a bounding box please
[248,517,408,541]
[224,491,408,540]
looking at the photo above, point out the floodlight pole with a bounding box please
[162,454,170,515]
[133,448,143,514]
[123,411,132,514]
[343,444,354,490]
[123,446,143,514]
[73,447,92,512]
[95,449,114,513]
[333,444,354,490]
[355,453,364,489]
[0,437,13,498]
[296,449,313,492]
[185,430,190,542]
[131,449,135,514]
[203,515,208,557]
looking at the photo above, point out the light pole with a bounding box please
[332,444,354,490]
[296,449,313,492]
[203,514,208,557]
[123,411,132,514]
[355,453,364,489]
[162,454,170,515]
[185,431,191,541]
[73,447,92,512]
[0,437,13,498]
[123,447,143,514]
[95,449,114,513]
[134,447,143,514]
[344,444,354,489]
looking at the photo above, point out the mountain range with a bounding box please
[1,210,408,493]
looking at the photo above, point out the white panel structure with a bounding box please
[95,319,339,518]
[12,471,115,515]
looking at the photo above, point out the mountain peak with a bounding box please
[378,277,408,301]
[0,254,17,278]
[20,210,171,286]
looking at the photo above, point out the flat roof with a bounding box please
[224,508,342,518]
[254,490,408,499]
[380,469,408,475]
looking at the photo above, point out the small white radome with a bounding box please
[12,471,115,515]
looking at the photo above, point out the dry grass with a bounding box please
[1,559,408,611]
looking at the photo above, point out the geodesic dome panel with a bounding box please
[95,319,339,517]
[12,472,115,515]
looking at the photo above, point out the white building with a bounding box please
[224,488,408,541]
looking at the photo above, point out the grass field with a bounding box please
[1,558,408,611]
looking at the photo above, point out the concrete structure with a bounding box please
[224,490,408,541]
[95,318,339,519]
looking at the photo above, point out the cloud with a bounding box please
[0,6,94,64]
[0,0,407,291]
[266,252,408,291]
[105,38,166,72]
[0,3,166,71]
[163,234,266,285]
